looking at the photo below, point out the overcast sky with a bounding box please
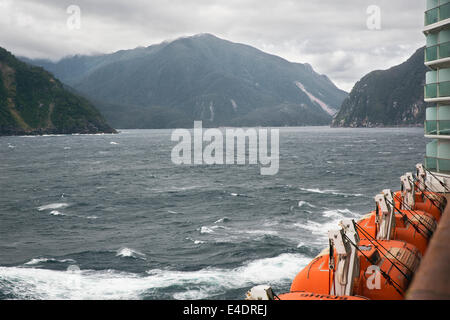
[0,0,427,91]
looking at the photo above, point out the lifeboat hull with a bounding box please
[393,191,442,222]
[278,292,368,300]
[290,240,421,300]
[357,210,436,255]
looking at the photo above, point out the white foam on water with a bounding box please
[262,220,278,227]
[322,208,357,219]
[296,241,306,248]
[116,248,146,260]
[200,226,279,244]
[298,201,316,208]
[186,238,206,245]
[299,187,334,194]
[50,210,65,216]
[299,187,364,198]
[0,253,309,300]
[110,142,119,145]
[214,217,230,224]
[37,203,69,211]
[70,214,98,220]
[24,258,76,265]
[295,218,342,238]
[200,226,215,234]
[241,230,278,236]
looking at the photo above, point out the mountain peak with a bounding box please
[332,47,428,128]
[0,46,115,135]
[161,33,219,45]
[23,37,348,129]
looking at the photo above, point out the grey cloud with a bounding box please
[0,0,427,91]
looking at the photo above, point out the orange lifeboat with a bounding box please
[357,211,434,255]
[289,220,421,300]
[414,163,448,210]
[393,190,442,222]
[246,285,368,300]
[246,164,445,302]
[277,292,368,300]
[394,172,445,222]
[357,190,436,255]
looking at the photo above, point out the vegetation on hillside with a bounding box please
[332,47,430,127]
[0,47,116,135]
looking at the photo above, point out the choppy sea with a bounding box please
[0,127,426,299]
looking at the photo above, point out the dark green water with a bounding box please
[0,127,426,299]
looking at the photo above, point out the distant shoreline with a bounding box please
[330,124,424,129]
[0,124,426,136]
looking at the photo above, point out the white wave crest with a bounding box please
[298,201,316,208]
[241,230,278,236]
[50,210,65,216]
[299,187,364,198]
[24,258,76,265]
[200,226,215,234]
[214,217,230,224]
[186,238,206,245]
[295,219,342,237]
[37,203,69,211]
[116,248,146,260]
[322,208,357,218]
[0,253,309,300]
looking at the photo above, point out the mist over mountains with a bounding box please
[14,34,426,131]
[24,34,348,129]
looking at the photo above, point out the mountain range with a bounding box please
[0,47,115,136]
[25,34,348,129]
[4,34,428,133]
